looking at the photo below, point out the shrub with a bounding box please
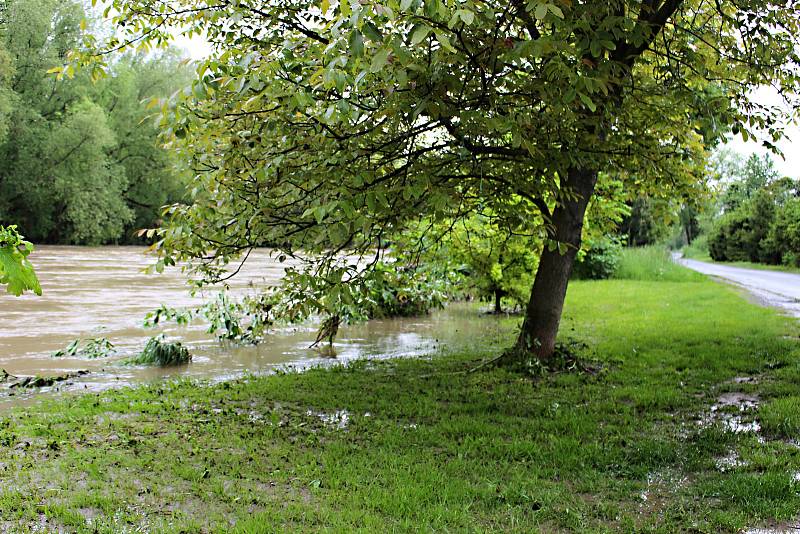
[126,336,191,366]
[708,190,776,263]
[572,238,621,280]
[769,197,800,267]
[362,262,452,318]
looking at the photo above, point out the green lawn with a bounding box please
[1,277,799,532]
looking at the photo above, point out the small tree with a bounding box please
[75,0,800,362]
[447,215,541,313]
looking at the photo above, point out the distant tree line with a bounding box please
[0,0,189,245]
[708,154,800,266]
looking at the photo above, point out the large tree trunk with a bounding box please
[508,166,599,362]
[494,288,503,314]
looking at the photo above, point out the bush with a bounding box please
[769,197,800,267]
[126,336,191,366]
[362,262,453,318]
[52,337,115,359]
[572,238,621,280]
[708,190,776,263]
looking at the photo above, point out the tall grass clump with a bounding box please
[125,336,192,366]
[611,246,704,282]
[681,235,711,261]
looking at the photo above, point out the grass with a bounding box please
[0,271,799,531]
[612,245,704,282]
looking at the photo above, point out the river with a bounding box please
[0,246,511,407]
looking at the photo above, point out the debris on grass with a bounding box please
[0,369,89,389]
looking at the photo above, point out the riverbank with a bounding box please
[1,277,799,532]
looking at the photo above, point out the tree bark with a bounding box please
[508,166,599,362]
[494,289,503,314]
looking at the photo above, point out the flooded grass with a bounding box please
[0,278,798,531]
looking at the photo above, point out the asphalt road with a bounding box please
[677,256,800,318]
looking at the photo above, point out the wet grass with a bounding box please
[0,275,799,532]
[760,397,800,438]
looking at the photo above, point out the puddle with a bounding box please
[730,376,760,385]
[305,409,350,430]
[700,392,762,434]
[639,471,689,506]
[716,450,746,472]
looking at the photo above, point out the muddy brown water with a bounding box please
[0,246,510,408]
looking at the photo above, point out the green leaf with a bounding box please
[0,245,41,296]
[534,3,548,20]
[362,22,384,42]
[410,24,431,46]
[434,30,456,53]
[578,92,597,112]
[349,30,364,57]
[370,47,392,72]
[548,4,563,18]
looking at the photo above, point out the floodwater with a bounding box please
[0,246,511,407]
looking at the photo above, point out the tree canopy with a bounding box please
[75,0,800,360]
[0,0,191,245]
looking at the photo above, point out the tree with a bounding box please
[708,164,800,265]
[0,0,188,244]
[719,153,781,212]
[619,197,670,247]
[446,215,541,313]
[96,53,192,243]
[78,0,800,362]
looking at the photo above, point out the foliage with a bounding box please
[145,291,274,345]
[619,196,671,247]
[125,335,191,366]
[425,215,541,312]
[719,154,780,212]
[612,246,702,282]
[0,0,189,245]
[270,258,455,338]
[0,224,40,296]
[708,190,776,263]
[361,261,452,318]
[52,337,114,359]
[71,0,800,358]
[572,237,622,280]
[707,156,800,266]
[767,198,800,267]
